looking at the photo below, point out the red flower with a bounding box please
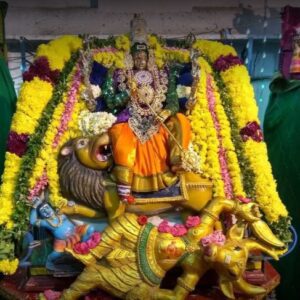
[137,215,148,225]
[7,131,29,157]
[121,195,135,204]
[213,54,243,72]
[73,242,90,255]
[158,220,172,233]
[240,121,263,142]
[23,56,60,85]
[170,224,187,237]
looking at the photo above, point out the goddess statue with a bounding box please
[106,42,192,203]
[73,14,202,213]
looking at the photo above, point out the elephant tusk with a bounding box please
[250,220,285,248]
[219,274,235,299]
[233,276,266,295]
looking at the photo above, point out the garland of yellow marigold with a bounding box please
[220,65,288,221]
[28,69,85,208]
[0,36,82,274]
[0,78,54,274]
[192,39,288,223]
[189,58,225,197]
[188,57,245,200]
[206,70,246,199]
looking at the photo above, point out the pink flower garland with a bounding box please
[28,169,48,201]
[28,68,82,199]
[206,74,233,199]
[52,68,82,148]
[157,216,201,237]
[73,232,102,255]
[201,230,226,247]
[236,195,252,203]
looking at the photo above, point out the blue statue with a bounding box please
[30,198,96,271]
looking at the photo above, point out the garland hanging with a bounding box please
[0,34,290,274]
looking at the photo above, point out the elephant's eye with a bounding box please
[234,246,242,251]
[77,139,88,148]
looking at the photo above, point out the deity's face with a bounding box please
[133,51,148,70]
[38,203,55,219]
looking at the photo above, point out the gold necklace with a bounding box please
[46,215,63,228]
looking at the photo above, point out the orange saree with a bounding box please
[109,113,191,193]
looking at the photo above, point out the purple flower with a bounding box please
[7,131,29,157]
[116,108,130,123]
[23,56,60,84]
[200,230,226,247]
[90,61,108,86]
[240,121,263,142]
[213,54,243,72]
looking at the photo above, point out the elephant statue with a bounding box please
[56,197,286,300]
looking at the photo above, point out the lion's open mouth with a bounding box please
[95,144,112,162]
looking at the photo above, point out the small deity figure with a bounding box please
[30,198,96,270]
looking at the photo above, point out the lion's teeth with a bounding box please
[96,153,105,162]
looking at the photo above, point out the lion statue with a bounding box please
[57,134,213,221]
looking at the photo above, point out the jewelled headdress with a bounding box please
[130,13,148,44]
[130,14,149,56]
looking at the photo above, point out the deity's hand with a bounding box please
[156,109,171,123]
[31,196,42,208]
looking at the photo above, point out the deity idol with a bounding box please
[105,42,192,203]
[29,198,99,270]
